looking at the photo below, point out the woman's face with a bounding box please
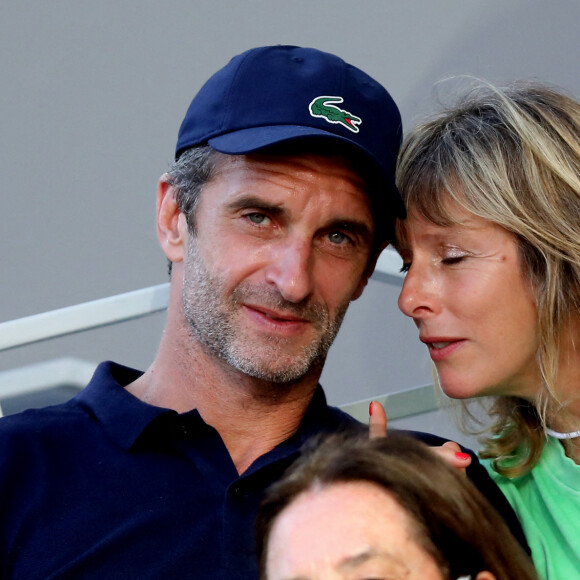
[265,481,444,580]
[397,204,541,400]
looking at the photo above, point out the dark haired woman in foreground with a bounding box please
[257,434,537,580]
[395,81,580,579]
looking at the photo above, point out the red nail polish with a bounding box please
[369,402,374,416]
[455,452,470,461]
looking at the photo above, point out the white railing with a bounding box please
[0,358,97,400]
[0,249,438,420]
[0,284,171,352]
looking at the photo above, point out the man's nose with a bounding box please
[265,238,314,304]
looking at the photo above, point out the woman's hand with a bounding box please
[368,400,472,474]
[435,441,472,474]
[369,400,388,439]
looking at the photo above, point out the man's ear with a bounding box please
[157,174,187,264]
[351,241,390,301]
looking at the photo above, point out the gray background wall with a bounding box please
[1,0,578,443]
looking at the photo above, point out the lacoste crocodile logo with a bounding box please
[308,96,362,133]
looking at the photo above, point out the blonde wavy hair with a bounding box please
[395,81,580,477]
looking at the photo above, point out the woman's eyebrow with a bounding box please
[337,547,408,573]
[278,550,409,580]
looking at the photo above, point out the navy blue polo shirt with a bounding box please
[0,361,364,579]
[0,361,528,579]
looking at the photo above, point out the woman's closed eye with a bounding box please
[441,255,467,265]
[440,245,472,265]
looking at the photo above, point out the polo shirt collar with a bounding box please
[75,361,361,455]
[75,361,177,450]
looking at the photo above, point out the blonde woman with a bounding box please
[392,81,580,579]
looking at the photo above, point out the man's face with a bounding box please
[181,152,376,383]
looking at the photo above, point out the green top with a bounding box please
[484,437,580,580]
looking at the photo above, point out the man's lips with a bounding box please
[242,303,311,331]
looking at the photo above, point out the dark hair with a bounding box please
[256,434,537,580]
[163,145,221,275]
[166,145,222,231]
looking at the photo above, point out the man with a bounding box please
[0,46,526,579]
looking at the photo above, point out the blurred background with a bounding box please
[1,0,578,445]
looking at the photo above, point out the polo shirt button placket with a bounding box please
[231,485,244,498]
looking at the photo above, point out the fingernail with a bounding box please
[455,452,470,461]
[369,402,374,416]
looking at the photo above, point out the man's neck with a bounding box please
[127,323,321,474]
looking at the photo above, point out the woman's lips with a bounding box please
[421,337,466,361]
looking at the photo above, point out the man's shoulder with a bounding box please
[0,360,142,434]
[0,360,127,451]
[324,404,365,430]
[0,400,88,449]
[393,429,463,447]
[395,428,531,555]
[392,428,493,486]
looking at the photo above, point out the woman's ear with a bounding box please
[157,174,187,264]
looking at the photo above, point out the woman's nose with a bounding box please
[397,263,438,319]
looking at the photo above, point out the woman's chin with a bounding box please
[438,380,486,400]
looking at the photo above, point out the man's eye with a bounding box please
[328,231,350,244]
[399,263,411,273]
[246,213,269,225]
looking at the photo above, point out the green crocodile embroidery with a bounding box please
[308,96,362,133]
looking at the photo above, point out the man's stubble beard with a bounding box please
[182,237,350,384]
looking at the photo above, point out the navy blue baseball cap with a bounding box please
[176,45,405,218]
